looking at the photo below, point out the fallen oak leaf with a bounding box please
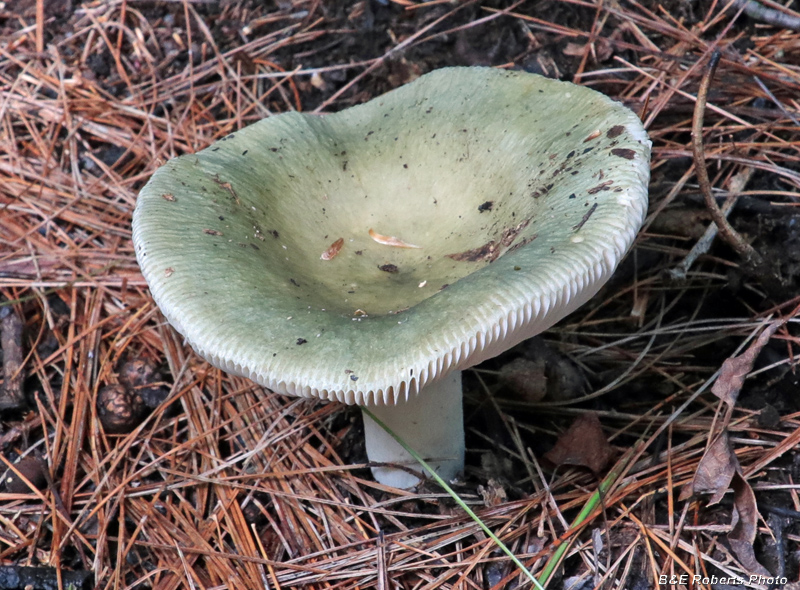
[679,322,784,577]
[680,431,738,504]
[712,320,782,409]
[729,472,771,577]
[679,434,772,576]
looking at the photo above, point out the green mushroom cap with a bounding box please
[132,67,650,406]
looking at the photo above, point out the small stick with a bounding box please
[0,307,26,411]
[690,50,788,301]
[691,50,761,264]
[667,167,754,281]
[731,0,800,31]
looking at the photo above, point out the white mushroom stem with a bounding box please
[361,371,465,489]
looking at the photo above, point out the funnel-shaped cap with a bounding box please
[132,67,650,406]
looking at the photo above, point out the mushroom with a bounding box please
[132,67,650,488]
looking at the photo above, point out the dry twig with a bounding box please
[691,51,759,263]
[1,0,799,588]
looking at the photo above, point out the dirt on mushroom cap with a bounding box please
[132,67,650,405]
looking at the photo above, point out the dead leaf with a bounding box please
[680,431,738,504]
[477,478,507,507]
[682,324,780,576]
[368,228,420,249]
[524,337,586,402]
[728,472,771,576]
[321,238,344,260]
[712,321,782,409]
[680,435,770,574]
[386,56,421,87]
[544,413,614,474]
[499,357,547,403]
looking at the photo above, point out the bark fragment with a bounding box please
[0,307,25,411]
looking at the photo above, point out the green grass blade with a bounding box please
[362,407,545,590]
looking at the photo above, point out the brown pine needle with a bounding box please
[2,1,800,588]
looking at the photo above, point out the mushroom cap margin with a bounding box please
[132,67,651,406]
